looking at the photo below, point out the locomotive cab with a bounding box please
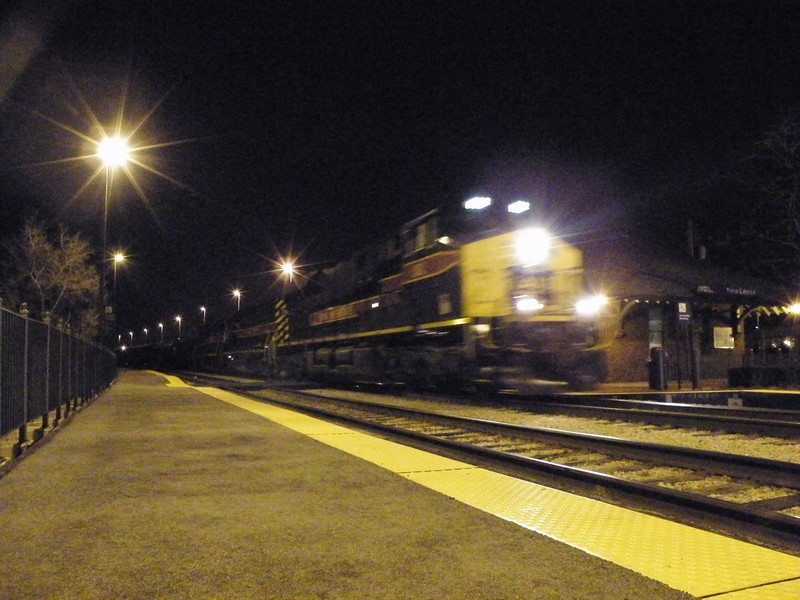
[459,207,613,390]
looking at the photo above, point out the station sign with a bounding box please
[677,301,691,323]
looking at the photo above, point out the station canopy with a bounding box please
[580,235,795,311]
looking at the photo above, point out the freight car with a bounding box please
[197,199,615,390]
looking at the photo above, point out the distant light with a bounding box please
[436,236,452,245]
[516,296,544,312]
[507,200,530,214]
[788,303,800,315]
[371,301,380,309]
[516,227,550,266]
[281,262,295,281]
[576,294,608,316]
[113,252,126,264]
[464,196,492,210]
[97,136,130,168]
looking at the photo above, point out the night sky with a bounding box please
[2,1,800,336]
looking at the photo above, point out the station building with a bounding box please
[583,235,798,388]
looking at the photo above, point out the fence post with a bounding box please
[12,303,30,458]
[82,342,87,404]
[54,323,63,426]
[0,299,4,439]
[39,313,52,435]
[66,328,73,414]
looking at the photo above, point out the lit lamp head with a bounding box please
[281,262,295,280]
[97,136,131,168]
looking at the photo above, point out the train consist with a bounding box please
[195,199,615,390]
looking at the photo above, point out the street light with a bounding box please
[281,261,295,282]
[232,289,242,311]
[175,315,182,339]
[129,330,134,345]
[143,327,148,343]
[112,250,126,305]
[158,322,164,344]
[200,306,206,324]
[98,137,131,168]
[96,136,130,329]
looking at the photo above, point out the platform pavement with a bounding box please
[0,369,703,599]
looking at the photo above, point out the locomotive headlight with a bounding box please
[516,227,550,267]
[575,294,608,317]
[516,295,544,312]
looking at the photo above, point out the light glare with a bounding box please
[516,296,544,312]
[97,136,131,167]
[507,200,530,214]
[576,294,608,316]
[464,196,492,210]
[516,227,550,266]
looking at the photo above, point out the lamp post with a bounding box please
[158,322,164,344]
[175,315,182,340]
[232,289,242,312]
[143,327,148,343]
[96,136,130,332]
[200,306,206,324]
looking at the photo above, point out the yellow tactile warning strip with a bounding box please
[153,375,800,599]
[157,373,193,387]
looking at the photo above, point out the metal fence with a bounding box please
[0,304,117,457]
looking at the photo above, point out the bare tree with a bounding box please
[1,220,100,333]
[735,111,800,279]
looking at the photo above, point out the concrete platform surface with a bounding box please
[0,370,736,598]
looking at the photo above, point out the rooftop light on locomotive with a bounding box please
[507,200,531,214]
[464,196,492,210]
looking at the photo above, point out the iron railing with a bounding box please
[0,303,117,457]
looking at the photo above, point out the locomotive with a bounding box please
[196,198,615,390]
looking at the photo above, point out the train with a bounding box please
[193,198,616,390]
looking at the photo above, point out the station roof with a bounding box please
[580,235,794,308]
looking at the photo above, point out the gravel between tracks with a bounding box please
[305,389,800,464]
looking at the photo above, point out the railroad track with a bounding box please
[519,396,800,438]
[201,380,800,552]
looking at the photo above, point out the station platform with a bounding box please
[0,370,798,599]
